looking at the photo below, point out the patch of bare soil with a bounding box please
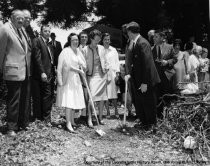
[0,103,201,166]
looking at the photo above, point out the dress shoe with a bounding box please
[7,130,16,137]
[99,120,105,125]
[134,123,142,129]
[66,126,77,134]
[115,114,120,119]
[19,126,29,131]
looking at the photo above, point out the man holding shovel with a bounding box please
[125,22,160,130]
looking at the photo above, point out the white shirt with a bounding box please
[132,34,141,46]
[104,46,120,74]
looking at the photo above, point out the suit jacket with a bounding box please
[49,40,62,67]
[84,45,108,76]
[152,42,177,80]
[125,40,133,75]
[131,36,160,89]
[21,27,32,77]
[0,22,29,81]
[32,37,54,80]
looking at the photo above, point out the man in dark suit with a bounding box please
[21,9,33,122]
[152,30,177,118]
[32,25,55,125]
[125,22,160,130]
[0,10,31,136]
[49,33,62,68]
[122,23,136,118]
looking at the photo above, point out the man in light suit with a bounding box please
[0,10,31,136]
[32,25,55,125]
[125,22,160,130]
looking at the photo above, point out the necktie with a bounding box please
[46,40,53,64]
[156,45,162,60]
[17,29,22,39]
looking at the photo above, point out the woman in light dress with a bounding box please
[56,33,86,133]
[187,44,201,83]
[173,39,188,92]
[84,29,108,127]
[102,33,120,118]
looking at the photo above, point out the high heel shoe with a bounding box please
[66,126,77,134]
[87,121,94,129]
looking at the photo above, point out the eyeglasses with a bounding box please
[71,39,79,41]
[25,17,31,20]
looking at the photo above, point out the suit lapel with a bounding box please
[21,28,31,49]
[40,37,53,64]
[9,23,26,52]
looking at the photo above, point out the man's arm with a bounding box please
[32,38,45,76]
[0,27,8,72]
[164,45,177,67]
[140,42,152,84]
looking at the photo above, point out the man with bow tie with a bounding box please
[0,10,30,136]
[32,25,55,126]
[125,21,160,130]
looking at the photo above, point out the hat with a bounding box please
[50,33,56,37]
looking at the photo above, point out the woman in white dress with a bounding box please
[173,39,187,92]
[187,44,201,83]
[56,33,86,133]
[102,33,120,118]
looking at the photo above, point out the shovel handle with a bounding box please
[81,74,100,125]
[123,80,128,125]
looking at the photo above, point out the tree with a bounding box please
[42,0,93,28]
[94,0,209,44]
[94,0,163,34]
[0,0,44,22]
[0,0,93,28]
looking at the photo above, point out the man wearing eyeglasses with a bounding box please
[0,10,29,136]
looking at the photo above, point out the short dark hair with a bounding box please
[41,24,51,32]
[79,31,88,38]
[102,33,111,41]
[50,32,56,37]
[64,33,78,48]
[89,29,102,40]
[126,21,140,33]
[173,39,182,47]
[184,42,193,51]
[155,29,165,38]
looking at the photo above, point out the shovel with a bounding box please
[80,73,105,136]
[123,79,128,125]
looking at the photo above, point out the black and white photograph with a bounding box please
[0,0,210,165]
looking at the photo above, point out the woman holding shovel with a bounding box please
[56,33,86,133]
[83,29,108,127]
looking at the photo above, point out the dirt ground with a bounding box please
[0,103,195,166]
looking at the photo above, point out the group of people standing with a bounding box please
[0,9,209,136]
[56,30,121,133]
[0,9,122,135]
[0,9,64,136]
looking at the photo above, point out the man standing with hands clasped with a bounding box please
[125,21,160,130]
[32,25,55,126]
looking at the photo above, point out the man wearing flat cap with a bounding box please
[125,21,160,130]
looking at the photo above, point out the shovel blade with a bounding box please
[96,129,106,136]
